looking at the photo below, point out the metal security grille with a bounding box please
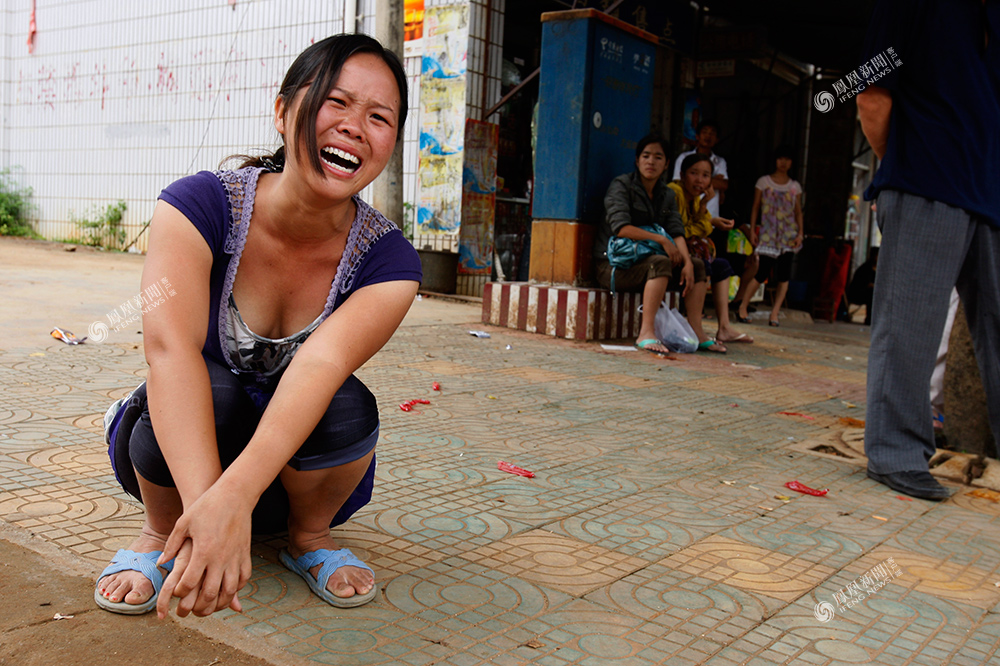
[2,0,375,251]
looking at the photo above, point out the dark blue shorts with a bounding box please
[106,357,378,533]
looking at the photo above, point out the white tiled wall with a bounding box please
[1,0,383,251]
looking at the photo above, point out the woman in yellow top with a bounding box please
[669,153,753,345]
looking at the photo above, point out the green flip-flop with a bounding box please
[635,339,669,354]
[698,339,727,354]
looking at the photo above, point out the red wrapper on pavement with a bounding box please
[498,461,535,478]
[784,480,828,496]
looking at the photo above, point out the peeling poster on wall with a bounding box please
[416,3,468,236]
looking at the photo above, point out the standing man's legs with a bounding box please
[955,220,1000,453]
[865,191,974,499]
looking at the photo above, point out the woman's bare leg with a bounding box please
[714,279,751,342]
[636,276,670,352]
[281,450,375,599]
[771,281,790,324]
[738,278,761,320]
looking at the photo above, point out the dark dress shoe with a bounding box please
[867,469,952,500]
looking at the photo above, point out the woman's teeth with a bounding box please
[321,146,360,173]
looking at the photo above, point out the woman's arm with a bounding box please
[791,191,805,248]
[748,188,762,246]
[158,277,419,618]
[672,236,695,297]
[142,201,222,508]
[141,201,247,619]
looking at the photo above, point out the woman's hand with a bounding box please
[790,234,804,249]
[711,217,735,230]
[680,261,695,298]
[704,184,716,202]
[748,227,759,246]
[660,237,681,264]
[156,484,254,618]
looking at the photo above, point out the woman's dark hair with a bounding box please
[773,144,796,162]
[241,34,408,173]
[679,152,714,177]
[634,133,669,159]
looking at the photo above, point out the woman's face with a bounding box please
[635,143,667,182]
[276,52,401,199]
[681,161,713,197]
[776,156,793,174]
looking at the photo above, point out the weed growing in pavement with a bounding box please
[0,168,38,238]
[73,200,128,250]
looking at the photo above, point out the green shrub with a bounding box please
[0,168,38,238]
[73,200,128,250]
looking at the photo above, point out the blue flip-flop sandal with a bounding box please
[279,547,377,608]
[94,549,174,615]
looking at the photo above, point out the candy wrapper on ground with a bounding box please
[784,480,828,496]
[498,461,535,478]
[51,327,86,345]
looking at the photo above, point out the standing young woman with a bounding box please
[669,153,752,346]
[94,34,421,618]
[737,145,804,326]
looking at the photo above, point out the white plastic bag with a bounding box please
[655,305,698,353]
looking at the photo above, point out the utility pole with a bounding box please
[372,0,404,226]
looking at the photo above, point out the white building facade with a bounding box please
[3,0,502,298]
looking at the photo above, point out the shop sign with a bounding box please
[696,59,736,78]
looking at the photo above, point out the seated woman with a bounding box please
[593,133,703,354]
[669,153,753,347]
[94,34,422,618]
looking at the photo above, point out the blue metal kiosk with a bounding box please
[530,9,659,284]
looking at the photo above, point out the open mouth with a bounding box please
[320,146,361,174]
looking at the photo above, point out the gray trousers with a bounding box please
[865,190,1000,473]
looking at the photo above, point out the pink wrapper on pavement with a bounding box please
[498,461,535,478]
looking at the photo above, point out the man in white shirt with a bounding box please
[672,120,728,218]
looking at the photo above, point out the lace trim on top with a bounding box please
[213,167,399,380]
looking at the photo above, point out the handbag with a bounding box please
[606,224,672,293]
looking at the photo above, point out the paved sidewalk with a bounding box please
[2,238,999,665]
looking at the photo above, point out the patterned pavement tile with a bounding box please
[585,562,781,645]
[0,417,95,452]
[949,486,1000,518]
[432,468,640,527]
[591,444,742,488]
[885,504,1000,572]
[847,545,1000,611]
[506,598,726,665]
[677,375,829,409]
[0,477,144,561]
[354,502,532,560]
[705,582,986,666]
[463,529,648,597]
[656,535,837,603]
[552,487,754,562]
[381,557,573,657]
[0,452,67,491]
